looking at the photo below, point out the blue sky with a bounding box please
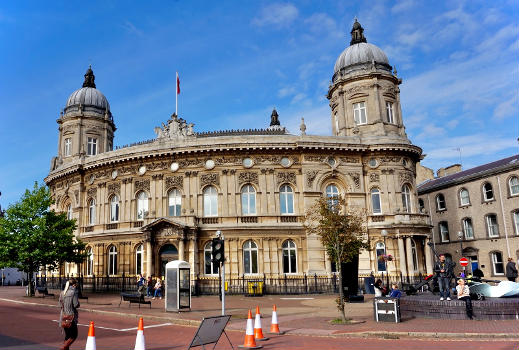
[0,1,518,206]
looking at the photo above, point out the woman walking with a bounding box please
[59,278,80,350]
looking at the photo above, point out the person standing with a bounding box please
[153,277,163,300]
[146,275,154,297]
[137,274,146,296]
[434,254,454,301]
[59,278,80,350]
[456,279,473,319]
[506,258,518,282]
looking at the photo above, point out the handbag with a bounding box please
[61,314,74,329]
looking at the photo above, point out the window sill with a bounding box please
[459,204,471,208]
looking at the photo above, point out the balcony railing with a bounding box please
[132,221,143,228]
[106,223,118,230]
[241,216,258,223]
[84,226,94,232]
[201,217,219,224]
[280,216,298,223]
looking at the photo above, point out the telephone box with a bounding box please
[165,260,191,312]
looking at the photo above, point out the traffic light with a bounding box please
[211,238,225,264]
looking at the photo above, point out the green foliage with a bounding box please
[0,182,87,281]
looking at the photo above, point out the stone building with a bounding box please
[45,20,432,281]
[417,155,519,279]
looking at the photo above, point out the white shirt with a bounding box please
[456,285,470,298]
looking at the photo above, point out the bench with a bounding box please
[36,287,55,298]
[119,292,151,309]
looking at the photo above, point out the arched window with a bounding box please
[371,188,381,214]
[509,176,519,196]
[135,244,143,275]
[136,191,148,220]
[280,184,294,215]
[86,247,93,275]
[418,198,425,212]
[513,210,519,235]
[401,184,411,213]
[203,242,219,275]
[282,240,297,274]
[168,189,182,217]
[243,240,258,274]
[241,185,256,215]
[203,186,218,217]
[459,188,470,206]
[66,204,72,220]
[325,184,339,207]
[88,199,96,225]
[436,193,446,211]
[110,195,119,222]
[462,218,474,239]
[108,246,117,275]
[491,251,504,275]
[483,182,494,201]
[375,242,386,272]
[411,239,418,272]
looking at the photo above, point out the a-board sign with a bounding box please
[188,315,233,350]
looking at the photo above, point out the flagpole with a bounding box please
[176,72,178,116]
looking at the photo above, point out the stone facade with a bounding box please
[417,155,519,279]
[45,21,432,280]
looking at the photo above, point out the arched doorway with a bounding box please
[159,244,178,277]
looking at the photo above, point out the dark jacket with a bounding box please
[60,286,80,323]
[506,261,518,278]
[434,260,454,278]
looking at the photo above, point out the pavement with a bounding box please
[0,286,518,341]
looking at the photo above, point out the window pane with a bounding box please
[244,251,250,274]
[514,212,519,235]
[289,250,297,273]
[283,249,289,273]
[371,189,381,214]
[205,251,212,274]
[510,177,519,195]
[251,250,258,274]
[280,193,287,214]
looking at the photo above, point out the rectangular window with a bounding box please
[87,137,97,156]
[439,222,449,242]
[386,101,394,124]
[514,211,519,235]
[491,252,504,275]
[463,218,474,239]
[64,138,72,156]
[486,215,499,237]
[353,102,367,125]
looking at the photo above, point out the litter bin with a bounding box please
[246,280,264,297]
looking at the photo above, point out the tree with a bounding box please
[0,182,86,295]
[304,195,368,322]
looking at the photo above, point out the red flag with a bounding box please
[176,73,180,94]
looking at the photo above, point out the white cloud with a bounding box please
[391,0,415,14]
[493,93,518,120]
[121,20,144,37]
[290,92,307,104]
[303,13,342,38]
[278,86,296,98]
[251,3,299,28]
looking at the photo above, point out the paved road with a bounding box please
[0,300,516,350]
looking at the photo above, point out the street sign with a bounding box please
[459,257,469,267]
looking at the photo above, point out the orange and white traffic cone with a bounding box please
[134,317,146,350]
[85,321,96,350]
[268,304,285,335]
[238,309,263,349]
[253,306,269,341]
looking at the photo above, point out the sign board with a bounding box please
[188,315,233,350]
[459,257,469,267]
[373,297,400,323]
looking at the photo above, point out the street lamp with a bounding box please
[381,230,389,291]
[457,231,463,257]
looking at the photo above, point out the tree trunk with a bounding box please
[27,269,35,296]
[337,259,346,322]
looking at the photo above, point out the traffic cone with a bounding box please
[253,306,269,341]
[85,321,96,350]
[238,310,263,349]
[268,304,285,335]
[134,317,146,350]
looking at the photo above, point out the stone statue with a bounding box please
[300,117,306,135]
[154,113,196,141]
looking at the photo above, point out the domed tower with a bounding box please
[328,19,407,141]
[54,67,116,167]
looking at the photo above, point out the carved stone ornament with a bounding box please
[159,226,181,238]
[369,173,380,183]
[255,155,281,164]
[134,179,150,193]
[154,113,196,140]
[380,156,402,164]
[165,175,183,190]
[74,190,79,205]
[86,187,97,198]
[339,157,360,164]
[200,173,219,187]
[399,172,414,185]
[179,158,204,168]
[238,172,259,185]
[107,182,121,196]
[276,172,296,185]
[305,155,326,163]
[347,172,361,189]
[306,170,319,187]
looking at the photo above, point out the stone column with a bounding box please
[146,240,152,277]
[397,237,407,276]
[178,239,185,261]
[424,237,433,274]
[406,237,414,275]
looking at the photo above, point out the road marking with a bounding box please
[280,297,314,300]
[52,320,172,332]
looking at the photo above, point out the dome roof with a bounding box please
[66,87,110,110]
[64,66,110,111]
[334,42,389,73]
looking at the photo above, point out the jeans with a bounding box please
[154,289,162,298]
[459,296,473,319]
[438,277,450,298]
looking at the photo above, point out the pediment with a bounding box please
[141,217,187,238]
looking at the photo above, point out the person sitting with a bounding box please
[389,283,402,298]
[456,279,473,320]
[374,279,386,297]
[152,278,163,300]
[136,274,146,296]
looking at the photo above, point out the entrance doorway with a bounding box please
[159,244,178,277]
[469,255,478,274]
